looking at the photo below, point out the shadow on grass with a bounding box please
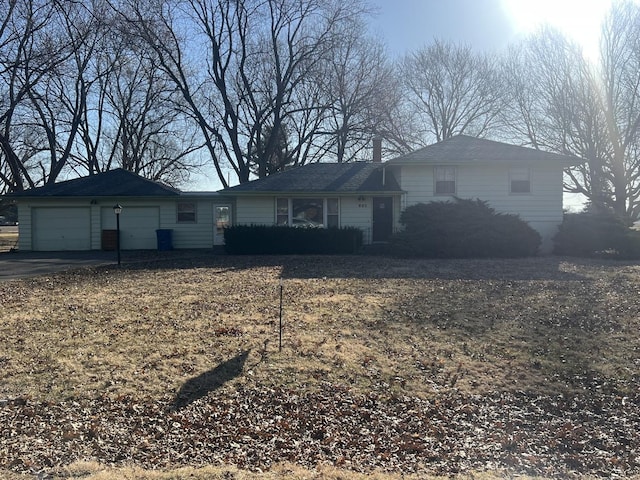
[173,350,249,410]
[104,250,603,282]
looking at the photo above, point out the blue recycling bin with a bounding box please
[156,229,173,251]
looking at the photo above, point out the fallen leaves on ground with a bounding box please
[1,385,639,478]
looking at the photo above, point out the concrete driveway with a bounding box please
[0,251,117,280]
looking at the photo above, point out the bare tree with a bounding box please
[315,25,397,163]
[0,0,68,192]
[117,0,371,186]
[599,0,640,218]
[401,39,503,145]
[500,27,608,203]
[0,0,208,193]
[502,3,640,219]
[21,0,106,186]
[96,34,204,185]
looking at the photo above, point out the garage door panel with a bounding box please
[101,207,159,250]
[32,207,91,251]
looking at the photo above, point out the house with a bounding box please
[223,135,581,252]
[8,169,233,251]
[8,135,580,253]
[222,161,403,244]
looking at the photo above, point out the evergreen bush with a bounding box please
[391,199,541,258]
[553,212,640,258]
[224,225,363,254]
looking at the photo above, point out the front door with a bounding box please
[372,197,393,242]
[214,205,231,245]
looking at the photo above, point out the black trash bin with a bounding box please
[156,229,173,251]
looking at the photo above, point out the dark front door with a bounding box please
[372,197,393,242]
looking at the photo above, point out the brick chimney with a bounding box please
[372,136,382,163]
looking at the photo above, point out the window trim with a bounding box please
[176,201,197,223]
[275,197,340,228]
[509,167,532,194]
[434,166,457,195]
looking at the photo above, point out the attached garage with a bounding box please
[10,169,229,252]
[101,206,159,250]
[32,207,91,251]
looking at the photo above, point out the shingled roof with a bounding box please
[387,135,583,166]
[224,162,402,194]
[8,168,181,197]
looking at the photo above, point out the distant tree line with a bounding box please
[1,0,640,220]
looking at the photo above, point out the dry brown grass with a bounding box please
[0,229,18,252]
[1,255,638,402]
[1,254,640,479]
[2,460,538,480]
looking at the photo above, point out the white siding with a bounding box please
[90,204,102,250]
[235,196,276,225]
[157,200,218,249]
[341,197,373,243]
[17,204,32,251]
[397,163,565,253]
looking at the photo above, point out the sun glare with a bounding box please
[502,0,621,61]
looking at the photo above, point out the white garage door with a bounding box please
[101,207,159,250]
[32,207,91,251]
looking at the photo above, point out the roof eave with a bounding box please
[8,193,182,199]
[387,158,583,167]
[223,189,405,196]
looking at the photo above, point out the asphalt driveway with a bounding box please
[0,249,218,280]
[0,251,118,280]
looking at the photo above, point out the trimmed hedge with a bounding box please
[553,212,640,258]
[223,225,363,254]
[391,199,541,258]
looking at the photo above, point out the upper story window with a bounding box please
[434,166,456,195]
[177,202,196,223]
[510,167,531,194]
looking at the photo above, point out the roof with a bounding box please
[223,162,402,194]
[386,135,583,166]
[8,168,182,198]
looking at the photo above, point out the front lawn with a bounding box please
[1,254,639,479]
[0,228,18,252]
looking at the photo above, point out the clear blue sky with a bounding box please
[369,0,519,57]
[369,0,624,60]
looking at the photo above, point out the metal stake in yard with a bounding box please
[279,277,284,352]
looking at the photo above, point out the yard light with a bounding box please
[113,204,123,266]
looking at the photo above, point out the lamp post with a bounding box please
[113,204,122,266]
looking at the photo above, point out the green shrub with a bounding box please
[553,212,640,258]
[224,225,363,254]
[391,199,541,258]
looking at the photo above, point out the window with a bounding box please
[327,198,339,227]
[177,202,196,222]
[275,198,339,227]
[292,198,323,227]
[435,167,456,195]
[276,198,289,225]
[510,167,531,194]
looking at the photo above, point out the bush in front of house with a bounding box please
[391,198,541,258]
[223,225,363,254]
[553,211,640,258]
